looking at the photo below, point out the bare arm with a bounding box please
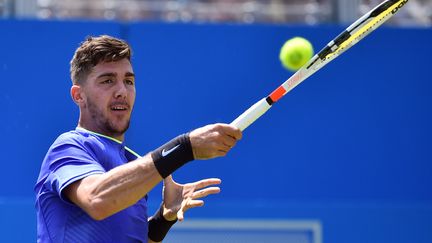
[63,123,242,221]
[64,153,162,220]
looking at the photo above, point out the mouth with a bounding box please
[110,103,130,113]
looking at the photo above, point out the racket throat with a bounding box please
[268,86,287,104]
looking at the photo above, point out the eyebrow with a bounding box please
[97,72,135,79]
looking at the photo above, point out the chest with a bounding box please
[91,142,136,171]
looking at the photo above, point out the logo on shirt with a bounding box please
[161,144,180,157]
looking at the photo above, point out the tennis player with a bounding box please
[34,35,242,243]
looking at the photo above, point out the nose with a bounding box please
[114,82,127,99]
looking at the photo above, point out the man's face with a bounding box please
[79,58,136,138]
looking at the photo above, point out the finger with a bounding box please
[215,149,228,157]
[213,140,231,155]
[222,134,237,147]
[209,140,230,157]
[217,145,235,156]
[220,124,242,140]
[177,209,184,221]
[177,199,205,222]
[202,146,225,159]
[187,199,204,208]
[219,143,231,153]
[177,197,191,221]
[220,139,236,153]
[193,178,222,190]
[192,186,221,199]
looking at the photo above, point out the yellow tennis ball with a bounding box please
[279,37,314,71]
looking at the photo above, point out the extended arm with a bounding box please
[63,123,242,220]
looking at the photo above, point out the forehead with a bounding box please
[89,58,134,79]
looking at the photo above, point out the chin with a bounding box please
[106,120,130,137]
[114,123,130,135]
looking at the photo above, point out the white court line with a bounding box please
[172,219,322,243]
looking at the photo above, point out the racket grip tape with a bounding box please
[230,98,272,131]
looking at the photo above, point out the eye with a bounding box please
[125,79,135,86]
[102,79,113,84]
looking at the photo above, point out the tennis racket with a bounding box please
[231,0,409,131]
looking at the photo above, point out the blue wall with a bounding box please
[1,19,431,242]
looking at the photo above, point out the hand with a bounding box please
[161,176,221,221]
[189,123,242,159]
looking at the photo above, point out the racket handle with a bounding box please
[230,98,272,131]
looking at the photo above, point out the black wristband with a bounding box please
[151,133,194,178]
[148,204,177,242]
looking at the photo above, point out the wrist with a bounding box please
[148,204,177,242]
[151,133,194,178]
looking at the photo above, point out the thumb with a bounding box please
[177,210,185,222]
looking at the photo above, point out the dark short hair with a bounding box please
[70,35,132,85]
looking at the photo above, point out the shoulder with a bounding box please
[51,130,105,151]
[43,130,110,167]
[39,130,111,176]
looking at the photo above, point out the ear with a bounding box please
[71,85,86,106]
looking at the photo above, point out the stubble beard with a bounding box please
[87,98,131,138]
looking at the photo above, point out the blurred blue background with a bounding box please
[1,4,432,242]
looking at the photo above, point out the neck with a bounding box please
[78,118,125,142]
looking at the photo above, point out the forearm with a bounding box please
[69,153,162,219]
[97,154,161,202]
